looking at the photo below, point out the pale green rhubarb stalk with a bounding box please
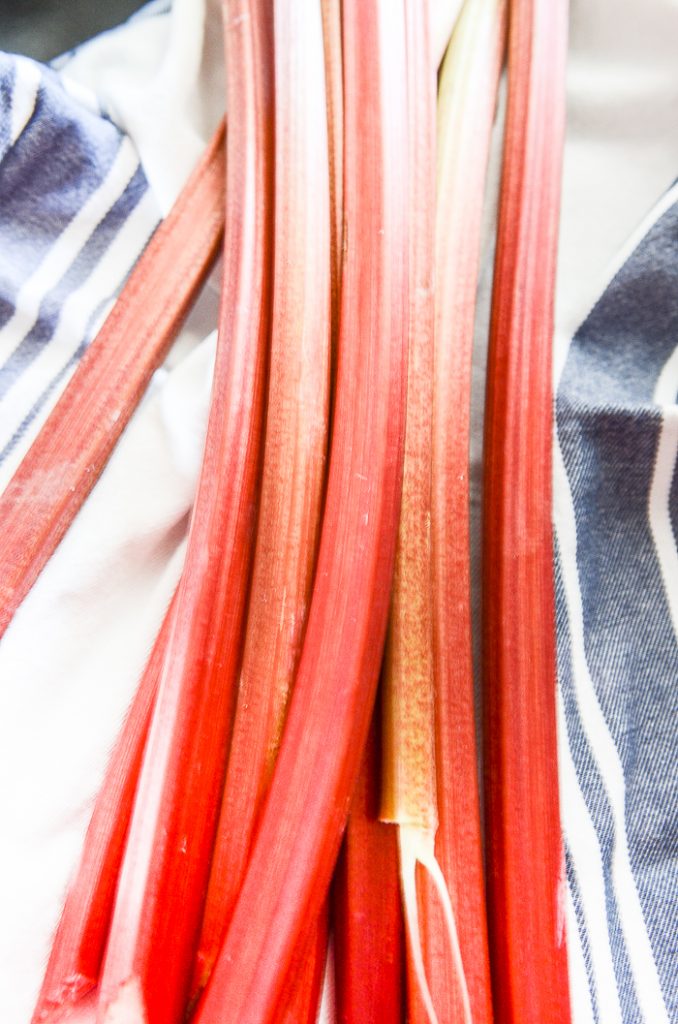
[95,1,274,1021]
[379,3,472,1024]
[430,0,465,67]
[191,0,409,1020]
[0,123,225,641]
[407,3,506,1023]
[482,0,571,1022]
[333,715,404,1022]
[190,0,331,1006]
[31,594,176,1024]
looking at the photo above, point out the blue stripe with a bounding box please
[0,162,148,400]
[0,346,82,466]
[0,241,152,470]
[0,58,126,334]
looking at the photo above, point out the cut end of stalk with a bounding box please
[34,988,98,1024]
[32,975,95,1024]
[100,978,147,1024]
[398,824,473,1024]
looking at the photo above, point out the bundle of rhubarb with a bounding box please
[0,0,571,1021]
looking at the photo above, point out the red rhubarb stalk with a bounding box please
[0,123,225,641]
[31,595,176,1024]
[482,0,570,1022]
[409,2,506,1022]
[96,1,274,1020]
[334,719,404,1023]
[192,0,409,1020]
[190,0,331,1000]
[276,908,329,1024]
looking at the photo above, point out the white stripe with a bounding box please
[555,180,678,390]
[0,190,158,459]
[654,344,678,405]
[554,441,670,1023]
[9,57,42,146]
[648,345,678,642]
[59,73,102,117]
[0,136,140,368]
[557,688,623,1024]
[564,881,597,1024]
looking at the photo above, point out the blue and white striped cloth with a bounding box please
[0,2,676,1023]
[0,53,158,477]
[556,183,678,1022]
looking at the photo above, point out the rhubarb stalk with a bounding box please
[482,0,570,1021]
[192,0,409,1019]
[95,1,274,1021]
[320,0,344,321]
[31,594,176,1024]
[379,4,471,1023]
[276,908,329,1024]
[333,717,404,1023]
[409,3,506,1023]
[0,122,225,641]
[190,0,331,1000]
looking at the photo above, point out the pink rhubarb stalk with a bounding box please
[482,0,571,1021]
[192,0,409,1020]
[276,909,329,1024]
[31,595,176,1023]
[95,1,274,1020]
[190,0,331,1000]
[334,719,404,1023]
[0,123,225,641]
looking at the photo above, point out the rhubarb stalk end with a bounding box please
[399,825,473,1024]
[100,977,147,1024]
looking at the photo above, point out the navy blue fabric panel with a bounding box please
[0,56,124,332]
[558,401,678,1013]
[560,204,678,408]
[557,189,678,1019]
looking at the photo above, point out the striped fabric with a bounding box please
[0,51,159,485]
[556,184,678,1022]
